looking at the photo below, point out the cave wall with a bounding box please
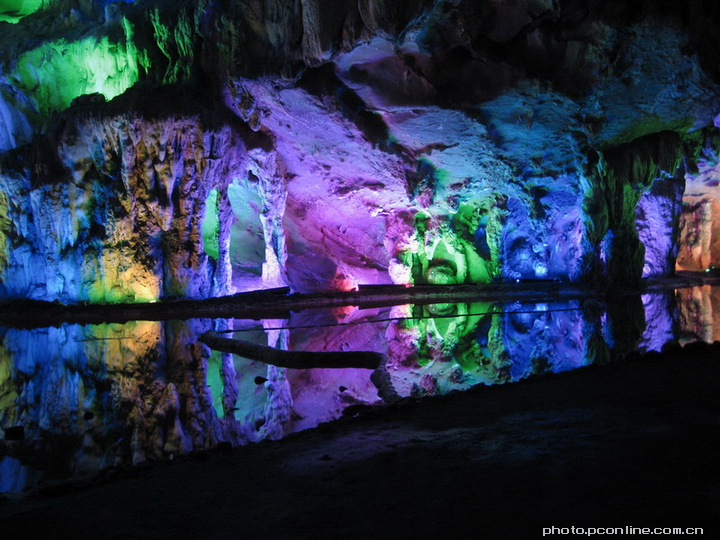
[1,0,720,301]
[676,131,720,271]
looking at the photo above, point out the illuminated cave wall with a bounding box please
[2,0,720,301]
[677,131,720,271]
[0,0,51,25]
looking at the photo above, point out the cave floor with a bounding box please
[1,342,718,539]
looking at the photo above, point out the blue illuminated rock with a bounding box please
[1,1,720,301]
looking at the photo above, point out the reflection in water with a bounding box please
[676,285,720,345]
[0,286,716,492]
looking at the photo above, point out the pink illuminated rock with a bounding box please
[1,1,720,301]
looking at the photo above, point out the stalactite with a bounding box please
[1,0,720,300]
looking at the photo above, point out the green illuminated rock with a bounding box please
[0,0,48,24]
[11,17,143,116]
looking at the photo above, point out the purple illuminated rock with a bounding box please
[1,1,720,301]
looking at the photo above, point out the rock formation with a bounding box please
[1,0,720,301]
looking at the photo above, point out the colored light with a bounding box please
[0,0,47,24]
[202,189,220,261]
[11,18,142,115]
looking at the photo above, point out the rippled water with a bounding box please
[0,286,718,493]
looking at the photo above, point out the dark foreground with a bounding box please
[1,342,718,539]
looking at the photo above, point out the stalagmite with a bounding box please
[1,1,719,303]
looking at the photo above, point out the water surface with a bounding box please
[1,286,717,493]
